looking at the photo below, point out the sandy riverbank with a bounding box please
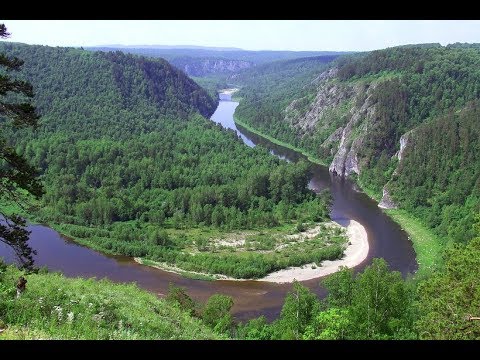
[134,219,369,284]
[259,220,369,283]
[219,88,239,95]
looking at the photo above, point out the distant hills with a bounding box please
[96,44,245,51]
[87,45,350,77]
[234,44,480,245]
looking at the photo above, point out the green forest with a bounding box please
[3,218,479,339]
[0,42,337,279]
[234,45,480,246]
[1,26,480,341]
[389,103,480,244]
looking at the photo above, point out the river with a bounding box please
[0,92,417,322]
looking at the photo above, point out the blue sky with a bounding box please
[1,20,480,51]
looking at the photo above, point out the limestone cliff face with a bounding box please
[284,68,350,135]
[287,82,352,134]
[378,131,412,208]
[284,67,382,178]
[396,132,411,162]
[328,85,377,177]
[378,188,397,209]
[172,58,253,77]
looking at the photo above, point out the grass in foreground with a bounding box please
[386,209,444,276]
[0,263,219,340]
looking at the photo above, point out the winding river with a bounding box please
[0,92,417,322]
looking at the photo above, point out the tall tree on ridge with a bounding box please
[0,23,44,271]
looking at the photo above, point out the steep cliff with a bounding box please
[378,131,412,208]
[170,56,253,77]
[235,45,480,244]
[284,69,384,178]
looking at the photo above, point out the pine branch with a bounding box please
[0,54,24,71]
[0,23,43,272]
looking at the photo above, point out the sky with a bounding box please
[1,20,480,51]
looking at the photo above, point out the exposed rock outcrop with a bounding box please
[322,127,343,148]
[311,67,339,85]
[378,188,397,209]
[285,68,353,135]
[284,66,387,178]
[328,83,378,177]
[379,132,412,208]
[283,68,409,181]
[298,83,350,134]
[392,131,412,177]
[172,58,253,77]
[396,132,411,162]
[328,127,361,177]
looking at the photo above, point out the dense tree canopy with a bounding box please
[0,41,334,278]
[415,217,480,339]
[234,44,480,245]
[237,259,416,340]
[389,102,480,243]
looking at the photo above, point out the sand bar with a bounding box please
[219,88,239,95]
[259,220,369,283]
[135,219,369,283]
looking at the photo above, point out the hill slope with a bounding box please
[235,45,480,246]
[88,46,347,77]
[0,263,219,339]
[0,43,217,137]
[1,42,335,279]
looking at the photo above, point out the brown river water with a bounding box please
[0,92,417,322]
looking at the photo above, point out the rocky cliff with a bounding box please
[396,132,411,162]
[284,68,385,178]
[171,57,253,77]
[378,131,412,208]
[378,188,397,209]
[327,83,378,177]
[233,45,480,245]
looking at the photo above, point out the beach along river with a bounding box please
[0,91,417,322]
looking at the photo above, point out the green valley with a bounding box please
[0,42,340,279]
[234,45,480,273]
[1,21,480,342]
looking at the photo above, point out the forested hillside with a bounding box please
[389,103,480,244]
[89,46,345,77]
[1,42,336,279]
[235,45,480,246]
[0,43,217,135]
[233,55,340,148]
[2,31,480,341]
